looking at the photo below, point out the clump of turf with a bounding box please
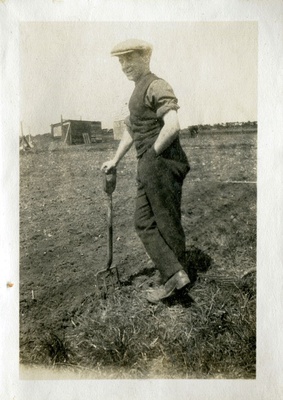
[61,275,256,378]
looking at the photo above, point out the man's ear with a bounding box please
[141,50,152,64]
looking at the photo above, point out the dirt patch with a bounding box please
[20,133,256,378]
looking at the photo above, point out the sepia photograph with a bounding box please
[19,21,257,379]
[0,1,282,399]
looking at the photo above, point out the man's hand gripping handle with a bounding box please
[103,167,117,195]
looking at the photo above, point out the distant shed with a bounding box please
[51,120,102,145]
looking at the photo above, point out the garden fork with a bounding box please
[95,168,120,296]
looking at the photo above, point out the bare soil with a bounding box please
[20,132,256,378]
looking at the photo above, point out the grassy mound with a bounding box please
[21,273,256,379]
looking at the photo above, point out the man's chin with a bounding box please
[123,71,138,81]
[125,74,135,81]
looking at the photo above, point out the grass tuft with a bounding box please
[61,277,256,378]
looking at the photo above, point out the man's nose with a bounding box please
[120,59,129,68]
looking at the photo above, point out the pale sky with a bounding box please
[20,22,257,135]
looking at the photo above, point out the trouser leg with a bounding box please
[135,151,189,283]
[135,184,183,283]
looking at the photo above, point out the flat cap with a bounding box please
[111,39,153,56]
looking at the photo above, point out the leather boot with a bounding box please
[146,270,190,303]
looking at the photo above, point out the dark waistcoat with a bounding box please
[129,72,190,173]
[129,72,162,156]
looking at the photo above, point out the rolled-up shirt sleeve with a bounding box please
[145,79,180,119]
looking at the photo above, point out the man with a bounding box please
[101,39,191,303]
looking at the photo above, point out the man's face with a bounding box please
[118,51,150,82]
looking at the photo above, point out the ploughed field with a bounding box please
[20,132,257,379]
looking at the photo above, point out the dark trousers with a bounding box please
[134,142,190,283]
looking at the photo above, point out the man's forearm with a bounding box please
[152,110,180,155]
[113,127,134,166]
